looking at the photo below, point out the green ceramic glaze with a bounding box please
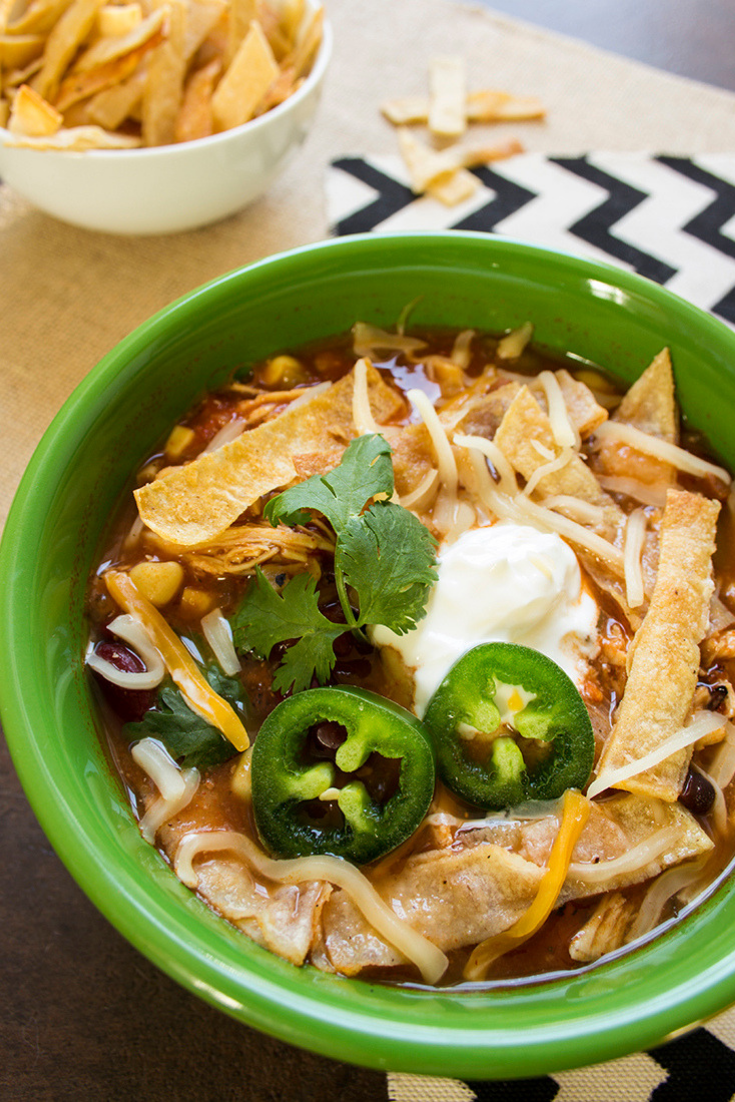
[3,233,735,1080]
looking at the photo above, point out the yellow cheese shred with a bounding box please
[463,789,591,981]
[105,570,250,751]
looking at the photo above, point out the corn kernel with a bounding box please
[129,560,184,607]
[165,424,196,460]
[179,586,216,617]
[260,355,308,389]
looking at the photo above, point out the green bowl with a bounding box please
[3,232,735,1080]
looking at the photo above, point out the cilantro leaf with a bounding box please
[230,569,344,692]
[336,501,438,635]
[265,434,394,533]
[230,433,439,696]
[271,634,344,696]
[124,684,237,769]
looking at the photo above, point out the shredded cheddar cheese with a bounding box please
[463,789,591,980]
[105,570,250,751]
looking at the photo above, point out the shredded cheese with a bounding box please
[587,711,725,798]
[399,468,440,511]
[567,826,683,885]
[623,507,647,609]
[597,474,668,508]
[538,369,578,449]
[530,438,555,461]
[707,720,735,789]
[514,496,625,572]
[593,421,732,485]
[132,737,186,802]
[139,767,200,844]
[352,358,381,436]
[450,328,475,369]
[626,854,711,943]
[105,570,250,751]
[463,790,590,980]
[407,387,461,532]
[496,321,533,360]
[352,321,427,359]
[174,830,449,985]
[542,495,605,527]
[201,607,241,677]
[453,433,518,496]
[522,446,574,498]
[202,418,245,453]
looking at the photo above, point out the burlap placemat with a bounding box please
[3,1,735,1095]
[3,0,735,530]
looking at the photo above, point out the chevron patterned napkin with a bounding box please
[327,152,735,327]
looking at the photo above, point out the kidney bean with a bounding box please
[91,640,155,723]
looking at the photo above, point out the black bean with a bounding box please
[679,769,716,815]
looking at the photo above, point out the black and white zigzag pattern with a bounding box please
[384,1023,735,1100]
[327,153,735,327]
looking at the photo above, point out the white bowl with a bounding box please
[0,16,331,235]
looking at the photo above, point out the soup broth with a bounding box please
[85,319,735,987]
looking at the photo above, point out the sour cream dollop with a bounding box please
[372,522,599,716]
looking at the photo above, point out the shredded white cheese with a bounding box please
[593,421,731,485]
[587,711,725,798]
[538,369,579,449]
[174,830,449,984]
[623,507,647,609]
[399,468,440,511]
[452,433,518,496]
[202,418,245,453]
[201,607,241,677]
[131,737,201,844]
[522,446,575,499]
[567,826,681,884]
[352,358,381,436]
[450,328,475,369]
[597,474,668,508]
[496,321,533,360]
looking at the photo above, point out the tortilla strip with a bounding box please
[135,364,404,546]
[321,794,711,974]
[494,385,624,532]
[193,855,328,966]
[32,0,105,100]
[568,892,636,963]
[594,489,720,801]
[595,348,678,487]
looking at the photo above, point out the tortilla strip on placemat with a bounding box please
[135,364,403,546]
[595,488,720,801]
[494,385,624,533]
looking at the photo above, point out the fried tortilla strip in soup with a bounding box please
[494,385,624,534]
[320,795,711,974]
[135,364,404,546]
[595,348,678,489]
[595,488,720,801]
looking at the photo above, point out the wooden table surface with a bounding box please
[2,3,735,1100]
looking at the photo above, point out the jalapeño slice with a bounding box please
[423,642,594,810]
[250,686,436,865]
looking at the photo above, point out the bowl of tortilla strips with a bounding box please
[0,0,330,233]
[3,231,735,1080]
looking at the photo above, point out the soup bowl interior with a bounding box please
[3,232,735,1079]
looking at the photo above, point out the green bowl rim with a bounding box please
[4,231,735,1081]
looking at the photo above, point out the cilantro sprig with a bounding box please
[230,434,438,695]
